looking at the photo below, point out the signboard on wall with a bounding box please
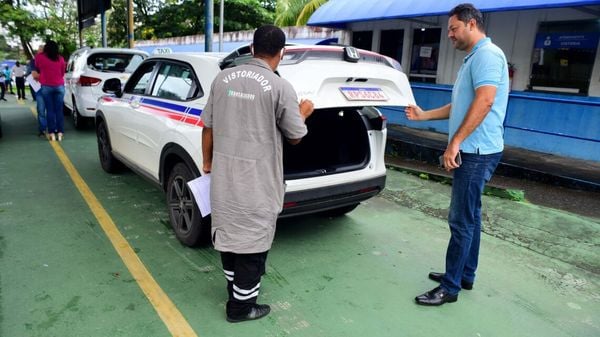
[534,32,600,49]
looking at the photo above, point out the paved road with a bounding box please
[1,99,599,337]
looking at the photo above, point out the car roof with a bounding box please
[145,52,227,63]
[75,47,149,56]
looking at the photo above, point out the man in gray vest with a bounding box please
[202,25,314,323]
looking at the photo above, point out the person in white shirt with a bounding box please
[12,61,27,100]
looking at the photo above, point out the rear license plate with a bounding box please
[339,87,388,101]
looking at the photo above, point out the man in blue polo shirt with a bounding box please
[406,3,509,306]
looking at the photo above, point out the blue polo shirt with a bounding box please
[449,37,509,154]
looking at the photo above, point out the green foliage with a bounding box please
[107,0,128,47]
[147,0,205,38]
[295,0,327,26]
[108,0,275,44]
[275,0,327,27]
[0,35,19,61]
[216,0,275,32]
[0,0,79,60]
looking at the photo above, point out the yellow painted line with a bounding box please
[33,109,199,337]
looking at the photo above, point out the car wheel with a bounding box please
[72,97,86,129]
[96,119,123,173]
[320,203,359,217]
[166,163,210,247]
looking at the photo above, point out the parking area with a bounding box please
[1,98,599,337]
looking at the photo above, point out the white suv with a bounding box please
[64,47,148,128]
[95,45,415,246]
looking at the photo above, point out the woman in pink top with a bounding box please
[35,40,66,141]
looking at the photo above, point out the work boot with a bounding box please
[226,304,270,323]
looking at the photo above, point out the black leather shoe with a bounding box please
[428,272,473,290]
[226,304,271,323]
[415,286,458,306]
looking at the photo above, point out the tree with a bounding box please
[275,0,327,27]
[0,0,81,60]
[0,35,20,61]
[147,0,274,38]
[0,0,45,59]
[214,0,275,32]
[295,0,327,26]
[107,0,275,44]
[106,0,129,47]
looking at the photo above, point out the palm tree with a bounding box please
[275,0,328,27]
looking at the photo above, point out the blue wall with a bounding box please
[381,83,600,162]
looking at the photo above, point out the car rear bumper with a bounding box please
[280,175,386,217]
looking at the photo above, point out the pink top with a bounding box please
[34,53,65,86]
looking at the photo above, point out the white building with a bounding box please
[308,0,600,161]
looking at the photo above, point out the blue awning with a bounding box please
[308,0,600,28]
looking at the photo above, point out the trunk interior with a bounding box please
[284,108,371,180]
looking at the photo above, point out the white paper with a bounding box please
[26,74,41,92]
[419,46,432,58]
[187,174,211,216]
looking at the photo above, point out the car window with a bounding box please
[124,61,157,95]
[151,62,201,101]
[66,55,75,72]
[67,53,81,73]
[220,46,252,69]
[87,53,147,73]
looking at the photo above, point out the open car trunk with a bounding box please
[283,107,371,180]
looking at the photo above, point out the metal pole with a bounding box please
[205,0,213,52]
[128,0,134,48]
[219,0,224,52]
[101,0,107,47]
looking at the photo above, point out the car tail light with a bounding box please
[78,76,102,86]
[359,186,378,194]
[283,201,298,209]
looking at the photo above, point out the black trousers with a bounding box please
[221,251,268,317]
[15,77,25,99]
[5,80,13,93]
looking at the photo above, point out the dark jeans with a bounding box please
[29,85,36,101]
[15,77,25,99]
[221,251,268,317]
[441,152,502,295]
[40,85,65,134]
[36,90,46,133]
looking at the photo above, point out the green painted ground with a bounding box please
[1,99,599,337]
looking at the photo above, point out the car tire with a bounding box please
[96,119,123,173]
[167,163,210,247]
[320,203,359,217]
[72,97,86,129]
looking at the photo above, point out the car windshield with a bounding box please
[87,53,146,73]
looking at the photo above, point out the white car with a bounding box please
[95,45,415,246]
[64,47,148,128]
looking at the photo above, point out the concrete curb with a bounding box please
[385,163,526,202]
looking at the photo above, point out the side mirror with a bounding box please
[102,78,123,98]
